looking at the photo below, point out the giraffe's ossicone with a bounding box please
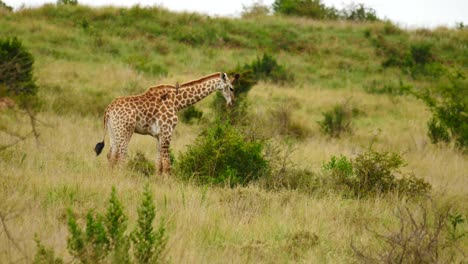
[94,72,239,175]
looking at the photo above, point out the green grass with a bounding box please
[0,4,467,263]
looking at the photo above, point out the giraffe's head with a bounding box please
[217,72,240,106]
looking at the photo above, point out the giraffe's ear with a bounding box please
[220,72,227,82]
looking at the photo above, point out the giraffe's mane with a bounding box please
[147,72,221,92]
[179,72,221,87]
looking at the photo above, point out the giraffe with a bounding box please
[94,72,239,175]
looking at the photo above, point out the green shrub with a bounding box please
[180,105,203,124]
[0,37,38,104]
[132,184,167,264]
[212,65,257,123]
[105,187,131,263]
[341,3,378,21]
[176,121,269,186]
[318,102,354,137]
[128,151,156,176]
[417,73,468,150]
[37,186,167,263]
[34,238,63,264]
[250,53,294,85]
[57,0,78,5]
[273,0,338,19]
[322,149,431,198]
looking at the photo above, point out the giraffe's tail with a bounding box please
[94,114,107,156]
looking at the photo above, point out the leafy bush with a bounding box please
[127,151,156,177]
[176,121,269,186]
[132,184,168,264]
[180,105,203,124]
[417,73,468,150]
[322,149,431,198]
[57,0,78,5]
[36,186,167,263]
[353,202,466,263]
[370,34,443,78]
[318,102,355,137]
[212,64,257,123]
[212,54,293,124]
[273,0,338,19]
[250,54,294,84]
[34,238,63,264]
[0,37,38,104]
[341,3,378,21]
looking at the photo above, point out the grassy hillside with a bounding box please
[0,4,467,263]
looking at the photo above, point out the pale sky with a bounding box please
[4,0,468,28]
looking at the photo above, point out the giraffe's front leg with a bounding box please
[159,122,175,176]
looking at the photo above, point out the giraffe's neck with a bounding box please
[174,77,220,111]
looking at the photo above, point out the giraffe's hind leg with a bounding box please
[106,117,119,168]
[107,118,134,168]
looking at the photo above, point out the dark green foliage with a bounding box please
[57,0,78,5]
[273,0,338,19]
[212,54,292,124]
[50,186,167,263]
[250,54,294,84]
[105,187,130,263]
[448,213,465,242]
[0,0,13,11]
[212,65,257,123]
[318,102,354,137]
[418,73,468,150]
[176,120,269,186]
[128,151,156,176]
[322,149,431,198]
[180,105,203,124]
[370,34,443,78]
[67,209,110,263]
[132,184,167,264]
[34,238,63,264]
[341,3,378,21]
[0,37,38,106]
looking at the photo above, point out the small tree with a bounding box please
[0,37,40,149]
[418,72,467,150]
[132,184,167,264]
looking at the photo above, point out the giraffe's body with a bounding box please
[95,72,238,175]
